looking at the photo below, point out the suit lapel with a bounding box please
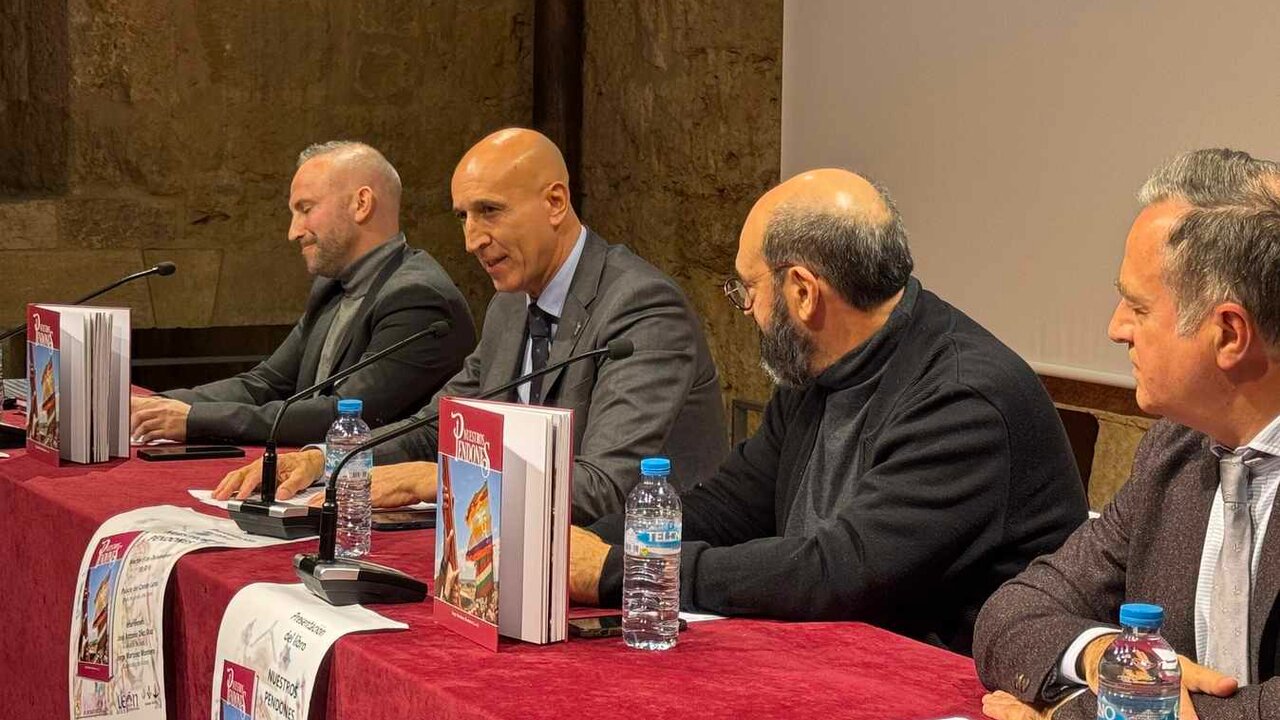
[1159,446,1218,658]
[486,293,531,401]
[539,232,606,401]
[298,278,342,388]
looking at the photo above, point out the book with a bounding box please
[433,396,573,650]
[26,304,130,465]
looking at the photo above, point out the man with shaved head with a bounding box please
[569,168,1086,654]
[215,129,727,522]
[131,141,475,445]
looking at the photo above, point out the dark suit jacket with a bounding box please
[974,420,1280,719]
[590,280,1087,654]
[373,230,729,523]
[164,242,476,446]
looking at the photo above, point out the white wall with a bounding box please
[783,0,1280,386]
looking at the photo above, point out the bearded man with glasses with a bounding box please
[569,168,1087,655]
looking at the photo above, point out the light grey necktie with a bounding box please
[1206,453,1253,684]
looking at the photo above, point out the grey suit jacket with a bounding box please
[974,419,1280,719]
[372,230,729,523]
[164,242,476,446]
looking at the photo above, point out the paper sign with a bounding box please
[68,506,305,720]
[211,583,407,720]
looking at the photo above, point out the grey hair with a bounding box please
[1138,148,1280,341]
[296,140,402,197]
[762,180,913,311]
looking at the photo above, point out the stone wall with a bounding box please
[580,0,784,406]
[0,0,534,333]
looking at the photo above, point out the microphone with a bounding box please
[227,319,454,539]
[293,337,635,606]
[0,261,179,343]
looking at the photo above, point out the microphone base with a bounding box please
[293,553,428,606]
[0,421,23,449]
[226,499,321,539]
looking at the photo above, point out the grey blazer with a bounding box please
[373,230,729,523]
[164,242,476,446]
[974,419,1280,719]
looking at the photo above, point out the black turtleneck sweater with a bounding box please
[590,278,1087,654]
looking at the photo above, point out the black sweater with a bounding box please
[591,278,1087,654]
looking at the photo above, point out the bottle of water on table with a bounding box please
[623,456,682,650]
[1097,603,1181,720]
[326,398,372,559]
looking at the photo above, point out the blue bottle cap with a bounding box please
[1119,603,1164,628]
[337,398,363,414]
[640,457,671,476]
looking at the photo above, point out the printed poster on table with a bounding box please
[211,583,407,720]
[68,506,305,720]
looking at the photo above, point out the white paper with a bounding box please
[677,611,726,623]
[211,583,406,720]
[187,488,432,513]
[68,506,306,720]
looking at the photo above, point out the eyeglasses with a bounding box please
[721,263,796,312]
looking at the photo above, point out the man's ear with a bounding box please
[1213,302,1254,371]
[545,181,570,228]
[352,186,375,224]
[787,265,822,323]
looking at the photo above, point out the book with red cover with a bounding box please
[433,397,573,651]
[25,305,61,464]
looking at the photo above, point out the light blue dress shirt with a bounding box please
[517,226,587,403]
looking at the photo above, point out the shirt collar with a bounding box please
[338,233,405,297]
[526,226,588,318]
[1210,411,1280,461]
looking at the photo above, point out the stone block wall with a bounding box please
[579,0,784,406]
[0,0,534,333]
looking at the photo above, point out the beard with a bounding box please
[306,222,358,278]
[758,287,817,388]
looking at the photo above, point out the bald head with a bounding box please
[455,128,570,196]
[737,167,911,311]
[451,128,581,296]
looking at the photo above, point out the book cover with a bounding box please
[26,305,60,465]
[434,397,503,651]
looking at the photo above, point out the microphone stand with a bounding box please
[0,261,178,448]
[293,339,635,606]
[227,320,452,539]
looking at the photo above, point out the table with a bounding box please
[0,443,989,719]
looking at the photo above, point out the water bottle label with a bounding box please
[624,520,681,556]
[1097,691,1177,720]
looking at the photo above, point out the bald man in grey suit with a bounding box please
[216,129,728,523]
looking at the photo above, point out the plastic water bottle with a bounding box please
[622,456,682,650]
[1097,603,1181,720]
[325,398,372,559]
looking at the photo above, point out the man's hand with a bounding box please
[308,462,437,508]
[213,449,325,501]
[569,526,611,606]
[129,397,191,443]
[1081,633,1237,720]
[982,691,1053,720]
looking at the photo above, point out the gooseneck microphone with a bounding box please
[294,337,636,605]
[0,261,179,344]
[227,319,454,539]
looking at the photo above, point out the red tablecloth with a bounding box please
[0,446,989,719]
